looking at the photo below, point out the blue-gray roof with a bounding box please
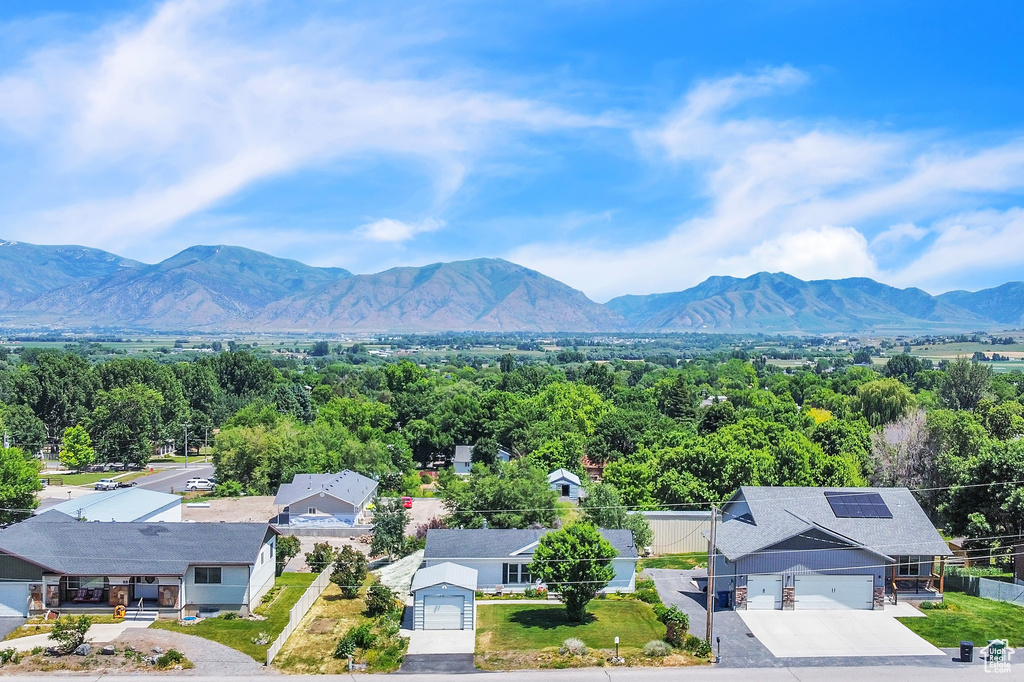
[547,469,581,486]
[43,488,180,522]
[0,520,275,576]
[411,562,478,592]
[274,470,378,507]
[425,528,637,560]
[714,486,952,561]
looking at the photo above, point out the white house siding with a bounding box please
[184,565,252,612]
[424,558,636,593]
[413,584,475,630]
[248,538,277,606]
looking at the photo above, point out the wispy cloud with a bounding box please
[512,67,1024,299]
[358,217,445,243]
[0,0,602,250]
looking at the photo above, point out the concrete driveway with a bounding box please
[737,607,944,658]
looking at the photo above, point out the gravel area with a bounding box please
[112,627,276,676]
[181,496,278,523]
[403,497,445,532]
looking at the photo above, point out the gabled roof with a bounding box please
[454,445,473,463]
[0,520,276,576]
[411,562,478,592]
[547,469,581,486]
[714,486,952,561]
[43,488,180,522]
[274,470,378,507]
[425,528,638,560]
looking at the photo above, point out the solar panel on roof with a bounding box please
[824,491,892,518]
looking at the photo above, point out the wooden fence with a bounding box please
[265,566,332,667]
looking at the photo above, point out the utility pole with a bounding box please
[182,422,191,469]
[706,504,717,644]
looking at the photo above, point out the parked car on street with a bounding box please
[94,478,119,491]
[402,496,413,509]
[185,478,215,492]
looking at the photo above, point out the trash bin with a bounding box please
[960,641,974,663]
[717,591,731,609]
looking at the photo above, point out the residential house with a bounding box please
[547,468,582,501]
[40,488,182,523]
[0,512,277,618]
[453,445,512,475]
[709,487,952,611]
[410,562,477,630]
[273,470,377,527]
[423,528,637,593]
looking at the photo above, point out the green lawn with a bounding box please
[638,552,707,571]
[150,572,317,661]
[897,593,1024,647]
[476,600,665,652]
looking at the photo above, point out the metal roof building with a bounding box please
[41,487,182,523]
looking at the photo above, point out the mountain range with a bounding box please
[0,239,1021,334]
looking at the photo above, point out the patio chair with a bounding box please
[71,588,88,603]
[87,589,103,603]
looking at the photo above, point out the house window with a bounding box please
[502,563,532,584]
[896,556,920,577]
[194,567,222,584]
[308,507,317,515]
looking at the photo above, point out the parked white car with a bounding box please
[185,478,215,491]
[94,478,119,491]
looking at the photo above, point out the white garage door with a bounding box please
[423,595,465,630]
[794,575,873,610]
[746,575,783,610]
[0,583,29,617]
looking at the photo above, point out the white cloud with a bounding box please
[358,217,444,243]
[513,67,1024,300]
[0,0,603,249]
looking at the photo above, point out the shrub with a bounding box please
[49,614,92,654]
[0,648,20,665]
[524,585,548,599]
[635,588,660,604]
[250,631,270,645]
[689,638,712,658]
[683,634,704,652]
[945,565,1007,578]
[921,600,950,610]
[559,638,588,656]
[213,480,244,497]
[331,546,369,599]
[305,542,336,573]
[365,583,400,618]
[155,649,193,669]
[333,635,356,659]
[348,623,377,649]
[657,606,689,647]
[414,517,447,541]
[375,616,401,639]
[221,612,238,620]
[419,472,432,484]
[643,640,671,657]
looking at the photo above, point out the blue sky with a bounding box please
[1,1,1024,301]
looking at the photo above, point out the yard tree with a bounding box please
[276,535,301,576]
[439,460,557,529]
[940,358,991,410]
[0,404,47,454]
[88,383,165,466]
[331,546,369,598]
[0,446,41,525]
[528,522,617,622]
[58,425,96,472]
[854,378,914,427]
[370,497,409,561]
[14,351,98,435]
[579,482,628,528]
[305,542,336,573]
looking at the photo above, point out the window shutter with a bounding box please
[502,563,508,584]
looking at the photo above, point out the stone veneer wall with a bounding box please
[782,585,795,610]
[734,586,747,609]
[873,586,885,609]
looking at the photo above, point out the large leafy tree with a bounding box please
[14,352,98,436]
[529,523,617,622]
[370,497,409,561]
[0,446,41,524]
[940,358,991,410]
[0,404,47,453]
[579,482,653,551]
[87,383,165,466]
[855,378,914,427]
[58,425,96,471]
[439,460,557,529]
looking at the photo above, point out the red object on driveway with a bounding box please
[402,496,413,509]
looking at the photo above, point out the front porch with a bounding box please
[37,575,183,614]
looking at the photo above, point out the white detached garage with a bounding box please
[411,562,477,631]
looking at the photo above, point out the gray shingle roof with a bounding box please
[425,528,637,560]
[714,486,952,561]
[547,469,581,486]
[411,562,478,592]
[0,521,274,576]
[274,470,378,507]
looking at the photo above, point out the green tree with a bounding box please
[0,404,47,454]
[276,535,301,576]
[499,353,515,373]
[579,482,628,528]
[0,446,41,525]
[87,383,165,466]
[58,425,95,472]
[305,542,336,573]
[440,460,557,528]
[331,546,369,598]
[370,498,409,561]
[14,352,98,436]
[884,354,924,381]
[528,523,617,622]
[940,358,991,410]
[48,615,92,654]
[855,378,914,427]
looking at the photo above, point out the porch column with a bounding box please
[939,555,946,595]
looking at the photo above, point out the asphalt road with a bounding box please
[3,665,1002,681]
[136,463,215,494]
